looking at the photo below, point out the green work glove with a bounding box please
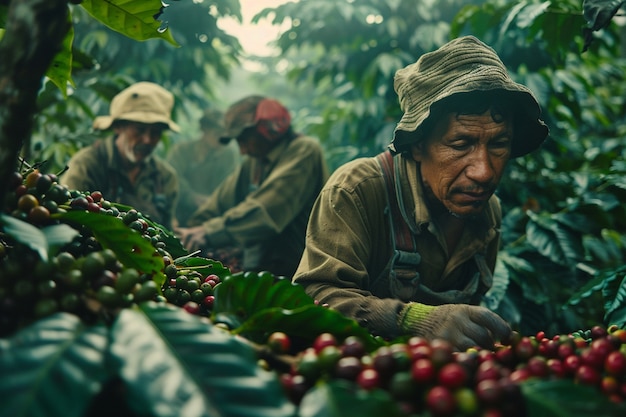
[398,303,512,351]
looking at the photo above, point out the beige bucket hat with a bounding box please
[93,81,180,132]
[390,36,548,158]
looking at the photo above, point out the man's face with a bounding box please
[236,128,273,158]
[114,122,165,164]
[410,109,513,219]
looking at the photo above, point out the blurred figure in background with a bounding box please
[167,108,241,227]
[175,95,329,278]
[61,81,179,228]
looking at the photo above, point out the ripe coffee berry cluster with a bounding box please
[161,265,221,316]
[0,169,178,335]
[274,326,626,416]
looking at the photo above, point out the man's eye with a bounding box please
[450,141,470,150]
[134,126,148,135]
[490,140,511,149]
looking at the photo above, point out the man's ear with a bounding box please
[410,142,425,162]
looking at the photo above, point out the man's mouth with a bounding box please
[134,145,154,157]
[455,190,493,206]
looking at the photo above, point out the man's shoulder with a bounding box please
[67,140,107,163]
[326,155,383,192]
[334,155,381,174]
[290,134,324,152]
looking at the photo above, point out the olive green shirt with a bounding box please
[166,138,241,226]
[189,135,329,277]
[292,153,501,339]
[61,136,179,228]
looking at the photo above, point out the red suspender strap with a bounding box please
[375,151,416,252]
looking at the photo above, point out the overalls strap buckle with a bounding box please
[392,249,421,269]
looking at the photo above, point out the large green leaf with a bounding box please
[604,271,626,327]
[79,0,178,46]
[0,214,79,261]
[46,14,75,96]
[516,1,551,30]
[521,379,626,416]
[111,302,296,417]
[582,0,625,31]
[526,211,585,267]
[233,305,384,351]
[483,256,511,310]
[55,210,165,278]
[212,272,383,350]
[565,268,622,306]
[213,272,315,315]
[0,313,110,417]
[299,380,403,417]
[173,255,231,279]
[498,1,528,41]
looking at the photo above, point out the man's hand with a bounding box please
[175,225,208,252]
[400,303,512,351]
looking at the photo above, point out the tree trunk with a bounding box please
[0,0,69,205]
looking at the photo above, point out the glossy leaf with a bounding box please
[111,302,296,417]
[46,16,75,96]
[557,202,613,233]
[233,305,384,351]
[0,214,78,261]
[483,256,511,310]
[212,272,383,350]
[299,380,403,417]
[173,255,231,279]
[603,269,626,326]
[565,268,621,306]
[55,210,165,278]
[213,272,316,323]
[526,211,584,266]
[521,379,626,416]
[79,0,178,46]
[582,0,624,50]
[582,0,624,30]
[0,313,110,417]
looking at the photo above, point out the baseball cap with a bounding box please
[219,95,291,144]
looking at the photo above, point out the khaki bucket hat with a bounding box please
[93,82,180,132]
[390,36,548,158]
[219,95,291,143]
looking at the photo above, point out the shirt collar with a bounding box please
[263,137,290,165]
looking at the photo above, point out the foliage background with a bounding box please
[9,0,626,336]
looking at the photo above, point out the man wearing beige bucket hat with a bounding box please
[293,36,550,350]
[175,95,329,277]
[61,81,180,228]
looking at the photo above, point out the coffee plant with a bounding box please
[2,164,626,417]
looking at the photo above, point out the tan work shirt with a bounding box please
[293,153,501,339]
[61,136,179,228]
[189,135,329,277]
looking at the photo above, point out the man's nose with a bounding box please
[140,130,161,144]
[466,147,496,184]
